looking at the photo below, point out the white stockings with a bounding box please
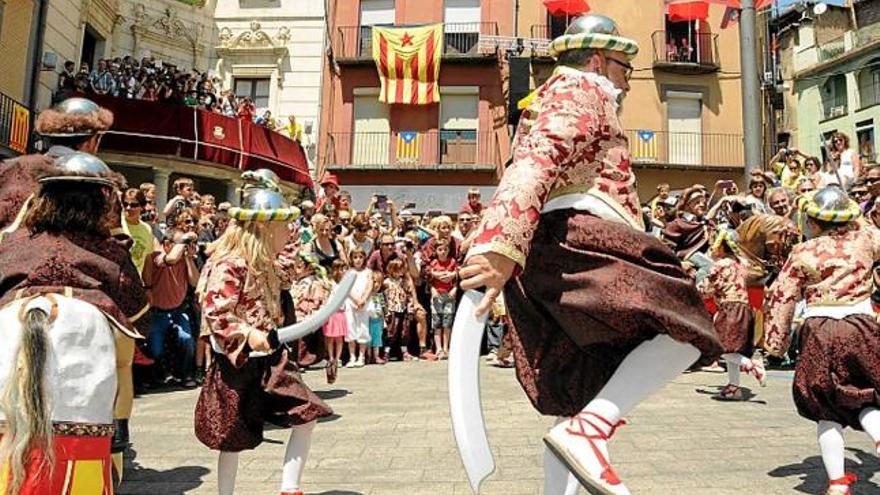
[721,353,750,387]
[818,421,846,481]
[216,420,316,495]
[217,451,239,495]
[281,421,317,493]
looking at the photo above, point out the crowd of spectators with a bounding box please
[56,57,305,142]
[127,174,510,390]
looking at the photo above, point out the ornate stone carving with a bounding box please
[218,21,292,49]
[128,3,205,49]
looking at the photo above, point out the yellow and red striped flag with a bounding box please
[10,103,29,154]
[372,24,443,105]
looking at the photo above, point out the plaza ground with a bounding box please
[118,360,880,494]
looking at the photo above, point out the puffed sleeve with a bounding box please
[763,247,808,357]
[467,74,602,268]
[202,258,259,368]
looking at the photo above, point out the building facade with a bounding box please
[519,1,748,196]
[317,0,514,213]
[0,0,39,157]
[22,0,320,211]
[774,0,880,165]
[213,0,326,167]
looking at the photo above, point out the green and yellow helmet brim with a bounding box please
[549,32,640,59]
[803,200,861,223]
[228,206,300,222]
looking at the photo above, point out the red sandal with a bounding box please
[740,359,767,387]
[717,384,745,401]
[544,411,630,495]
[826,472,857,494]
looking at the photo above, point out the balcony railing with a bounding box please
[0,93,30,155]
[821,94,848,120]
[325,130,499,170]
[818,34,847,63]
[86,95,313,188]
[651,31,720,74]
[627,130,744,169]
[334,22,499,62]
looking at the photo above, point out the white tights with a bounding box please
[543,334,700,494]
[217,420,317,495]
[817,408,880,482]
[722,353,750,387]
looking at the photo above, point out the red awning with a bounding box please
[667,1,711,21]
[543,0,591,17]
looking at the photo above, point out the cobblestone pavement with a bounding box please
[118,361,880,495]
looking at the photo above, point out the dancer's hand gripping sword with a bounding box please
[448,290,495,493]
[275,271,357,344]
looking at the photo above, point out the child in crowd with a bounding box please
[291,253,332,380]
[367,270,386,365]
[323,260,349,382]
[428,240,458,360]
[345,248,372,368]
[383,259,416,361]
[487,292,513,367]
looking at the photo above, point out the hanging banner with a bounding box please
[372,24,444,105]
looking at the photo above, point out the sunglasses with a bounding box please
[381,242,395,247]
[124,202,142,208]
[607,58,634,81]
[183,219,196,225]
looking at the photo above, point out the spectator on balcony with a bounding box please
[460,188,484,215]
[255,110,274,129]
[89,59,116,95]
[830,131,862,186]
[122,188,157,275]
[164,177,196,226]
[218,90,237,117]
[285,114,304,143]
[666,39,678,62]
[679,37,695,63]
[56,60,77,102]
[237,97,256,122]
[317,174,341,211]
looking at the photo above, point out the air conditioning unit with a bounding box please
[829,105,847,117]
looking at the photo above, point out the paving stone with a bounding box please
[118,362,880,494]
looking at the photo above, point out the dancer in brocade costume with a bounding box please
[764,186,880,495]
[460,14,722,495]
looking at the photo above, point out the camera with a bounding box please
[333,224,344,235]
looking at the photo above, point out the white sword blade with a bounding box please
[449,290,494,493]
[276,271,357,344]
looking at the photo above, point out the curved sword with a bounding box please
[448,290,494,493]
[277,271,356,344]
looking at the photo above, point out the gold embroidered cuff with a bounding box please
[468,241,527,268]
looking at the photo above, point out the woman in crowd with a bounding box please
[310,213,349,269]
[195,180,332,495]
[830,132,862,187]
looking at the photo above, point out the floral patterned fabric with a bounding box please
[764,227,880,356]
[200,254,297,368]
[290,276,329,322]
[383,276,410,314]
[469,67,642,267]
[698,257,749,304]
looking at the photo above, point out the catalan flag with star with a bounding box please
[371,24,443,105]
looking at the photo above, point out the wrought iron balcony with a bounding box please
[324,130,499,171]
[626,130,744,170]
[651,31,720,75]
[334,22,499,63]
[821,94,848,121]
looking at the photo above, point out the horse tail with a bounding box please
[0,305,54,495]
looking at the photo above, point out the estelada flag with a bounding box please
[372,24,443,105]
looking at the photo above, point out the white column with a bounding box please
[154,168,172,218]
[226,182,238,206]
